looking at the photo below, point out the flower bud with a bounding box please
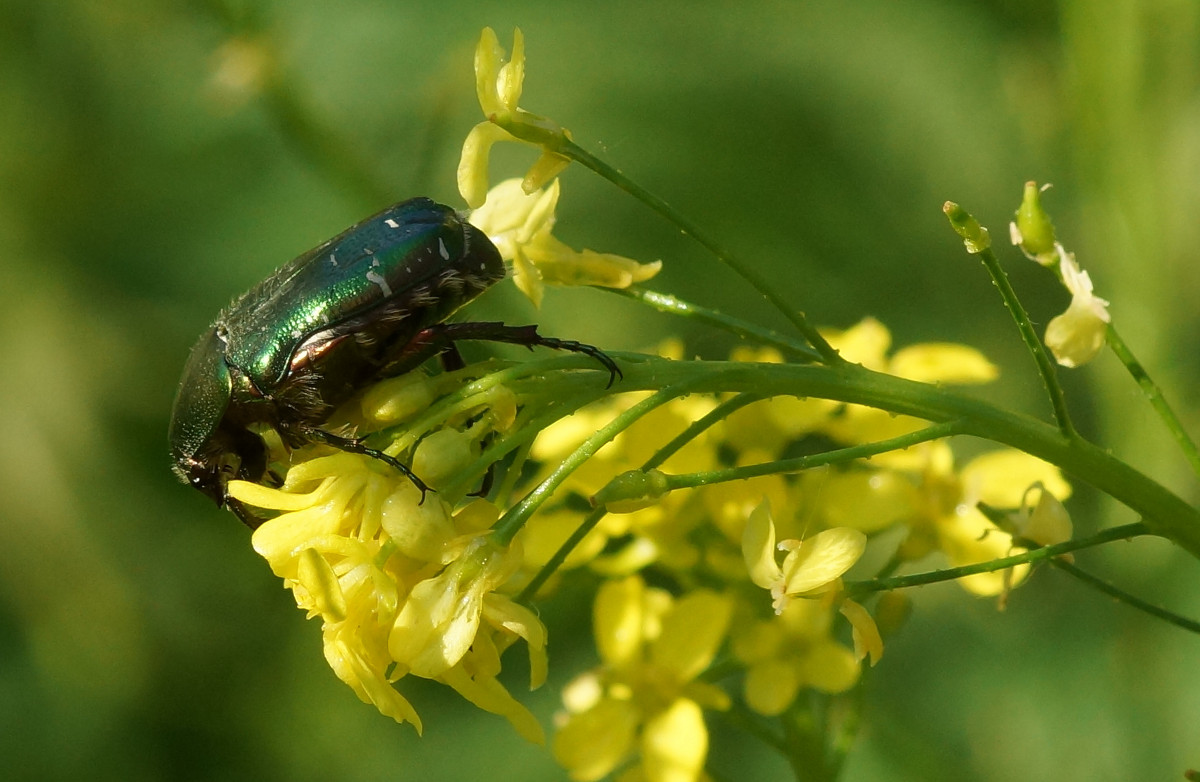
[943,201,991,253]
[1010,181,1058,263]
[590,469,670,513]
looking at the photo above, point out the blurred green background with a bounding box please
[2,0,1198,779]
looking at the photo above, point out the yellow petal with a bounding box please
[458,121,512,208]
[818,469,919,534]
[323,637,423,731]
[936,508,1029,596]
[594,576,645,666]
[742,500,782,589]
[535,247,662,289]
[796,638,861,694]
[640,698,708,782]
[960,450,1071,507]
[651,590,732,682]
[522,149,572,194]
[482,594,548,689]
[889,343,999,384]
[1045,295,1109,368]
[379,483,457,562]
[743,658,800,716]
[295,547,347,622]
[469,177,540,236]
[511,247,545,308]
[473,27,505,115]
[552,698,638,781]
[779,527,866,597]
[839,598,883,666]
[496,28,525,110]
[824,317,891,370]
[1017,485,1073,547]
[440,663,545,744]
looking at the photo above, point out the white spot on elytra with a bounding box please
[385,218,400,229]
[329,253,338,266]
[366,270,392,297]
[437,238,450,260]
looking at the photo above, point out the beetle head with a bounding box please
[169,326,268,522]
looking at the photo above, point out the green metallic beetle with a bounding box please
[169,197,617,526]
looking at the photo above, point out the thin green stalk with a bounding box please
[605,286,822,362]
[1049,558,1200,634]
[944,204,1075,436]
[782,702,837,782]
[261,83,393,207]
[600,357,1200,556]
[660,420,965,490]
[515,504,606,603]
[493,376,709,545]
[543,132,841,364]
[517,391,769,602]
[845,522,1149,597]
[718,701,792,757]
[644,391,768,469]
[1106,323,1200,478]
[975,246,1076,437]
[200,2,393,207]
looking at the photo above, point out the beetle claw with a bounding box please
[305,427,434,502]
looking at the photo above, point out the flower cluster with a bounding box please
[228,369,549,740]
[224,27,1089,782]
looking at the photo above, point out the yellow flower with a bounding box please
[917,449,1072,596]
[819,318,997,470]
[553,576,732,782]
[1044,250,1110,368]
[470,178,661,307]
[742,500,866,614]
[1009,482,1073,548]
[732,598,863,715]
[458,27,572,208]
[228,448,546,740]
[521,386,719,576]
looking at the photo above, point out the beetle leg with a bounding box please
[438,342,467,372]
[301,427,433,502]
[226,496,273,530]
[411,322,622,387]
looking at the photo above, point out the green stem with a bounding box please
[943,204,1074,436]
[646,392,768,468]
[601,357,1200,556]
[845,522,1149,596]
[1049,558,1200,634]
[660,420,965,490]
[493,375,709,545]
[201,3,393,208]
[515,504,606,602]
[517,391,767,602]
[974,250,1076,436]
[261,82,393,207]
[718,701,792,757]
[604,286,822,362]
[1106,323,1200,479]
[530,129,842,364]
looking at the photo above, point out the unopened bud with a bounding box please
[590,469,670,513]
[1010,181,1057,264]
[943,201,991,253]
